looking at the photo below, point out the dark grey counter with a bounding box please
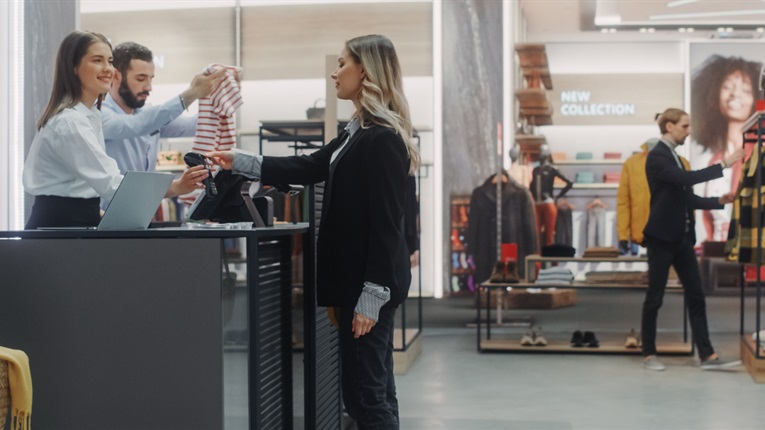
[0,224,312,430]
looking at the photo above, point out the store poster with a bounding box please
[689,42,765,243]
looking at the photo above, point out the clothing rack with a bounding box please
[740,111,765,382]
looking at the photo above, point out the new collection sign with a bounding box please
[550,74,683,125]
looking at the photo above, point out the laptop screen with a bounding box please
[98,171,174,230]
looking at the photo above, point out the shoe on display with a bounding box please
[625,329,640,349]
[459,206,469,224]
[451,252,460,269]
[534,327,548,346]
[520,330,535,346]
[505,260,520,284]
[467,275,475,292]
[582,331,599,347]
[643,356,666,371]
[700,357,742,371]
[466,255,476,270]
[451,229,462,248]
[570,330,583,347]
[489,261,506,283]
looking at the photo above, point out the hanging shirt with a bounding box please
[23,103,123,201]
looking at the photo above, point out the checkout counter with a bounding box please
[0,214,341,429]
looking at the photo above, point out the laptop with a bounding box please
[95,171,174,230]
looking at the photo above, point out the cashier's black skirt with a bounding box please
[25,195,100,229]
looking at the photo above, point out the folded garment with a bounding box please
[603,152,622,160]
[539,266,574,275]
[604,172,621,183]
[575,152,594,160]
[541,244,576,257]
[585,271,648,284]
[537,272,575,280]
[575,171,596,183]
[536,278,573,285]
[551,152,567,162]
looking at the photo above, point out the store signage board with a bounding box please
[549,74,683,126]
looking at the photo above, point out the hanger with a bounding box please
[490,172,509,184]
[557,198,575,210]
[586,197,607,209]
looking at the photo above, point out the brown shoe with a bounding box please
[505,260,520,283]
[489,261,506,283]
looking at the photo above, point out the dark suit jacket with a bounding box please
[643,141,724,244]
[261,125,411,308]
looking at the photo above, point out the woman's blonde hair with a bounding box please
[37,31,111,130]
[346,34,420,174]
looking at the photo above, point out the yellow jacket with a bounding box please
[617,142,689,244]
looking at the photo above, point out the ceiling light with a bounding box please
[601,28,609,33]
[718,27,726,32]
[651,9,765,20]
[647,28,656,33]
[687,28,694,33]
[727,27,734,32]
[758,28,765,33]
[609,28,617,33]
[667,0,698,6]
[678,28,686,33]
[639,28,647,33]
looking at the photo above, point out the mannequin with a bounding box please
[530,145,573,246]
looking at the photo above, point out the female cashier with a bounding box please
[209,34,418,429]
[23,31,209,229]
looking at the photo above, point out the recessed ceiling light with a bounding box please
[601,28,609,33]
[679,28,686,33]
[609,28,617,33]
[726,27,734,32]
[758,28,765,33]
[687,28,694,33]
[647,28,656,33]
[718,27,726,32]
[639,28,647,33]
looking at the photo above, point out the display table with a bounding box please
[0,225,335,430]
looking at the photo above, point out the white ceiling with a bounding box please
[521,0,765,40]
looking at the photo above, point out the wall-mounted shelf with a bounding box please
[555,159,625,165]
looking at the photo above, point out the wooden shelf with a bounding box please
[741,336,765,383]
[480,339,692,354]
[515,44,549,69]
[515,89,550,110]
[481,281,681,290]
[521,67,552,91]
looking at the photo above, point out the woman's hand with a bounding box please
[207,151,235,170]
[352,312,376,339]
[166,165,208,197]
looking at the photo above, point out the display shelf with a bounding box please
[741,336,765,383]
[480,339,691,354]
[156,164,185,172]
[554,182,619,189]
[555,159,626,165]
[476,253,691,354]
[449,195,475,297]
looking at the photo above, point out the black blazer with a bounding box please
[261,125,411,308]
[643,141,724,244]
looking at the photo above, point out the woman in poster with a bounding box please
[691,54,763,241]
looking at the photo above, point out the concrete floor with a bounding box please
[393,291,764,430]
[224,290,764,430]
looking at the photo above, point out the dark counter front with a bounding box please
[0,225,309,430]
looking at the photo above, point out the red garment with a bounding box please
[535,202,558,246]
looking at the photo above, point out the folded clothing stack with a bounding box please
[575,152,594,160]
[585,271,648,284]
[604,172,621,184]
[603,152,622,160]
[575,171,596,184]
[583,246,620,258]
[536,266,574,285]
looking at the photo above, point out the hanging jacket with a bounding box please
[617,143,689,245]
[726,147,765,264]
[466,175,538,282]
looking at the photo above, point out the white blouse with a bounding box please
[23,103,123,201]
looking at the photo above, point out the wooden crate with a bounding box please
[505,289,576,309]
[741,337,765,383]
